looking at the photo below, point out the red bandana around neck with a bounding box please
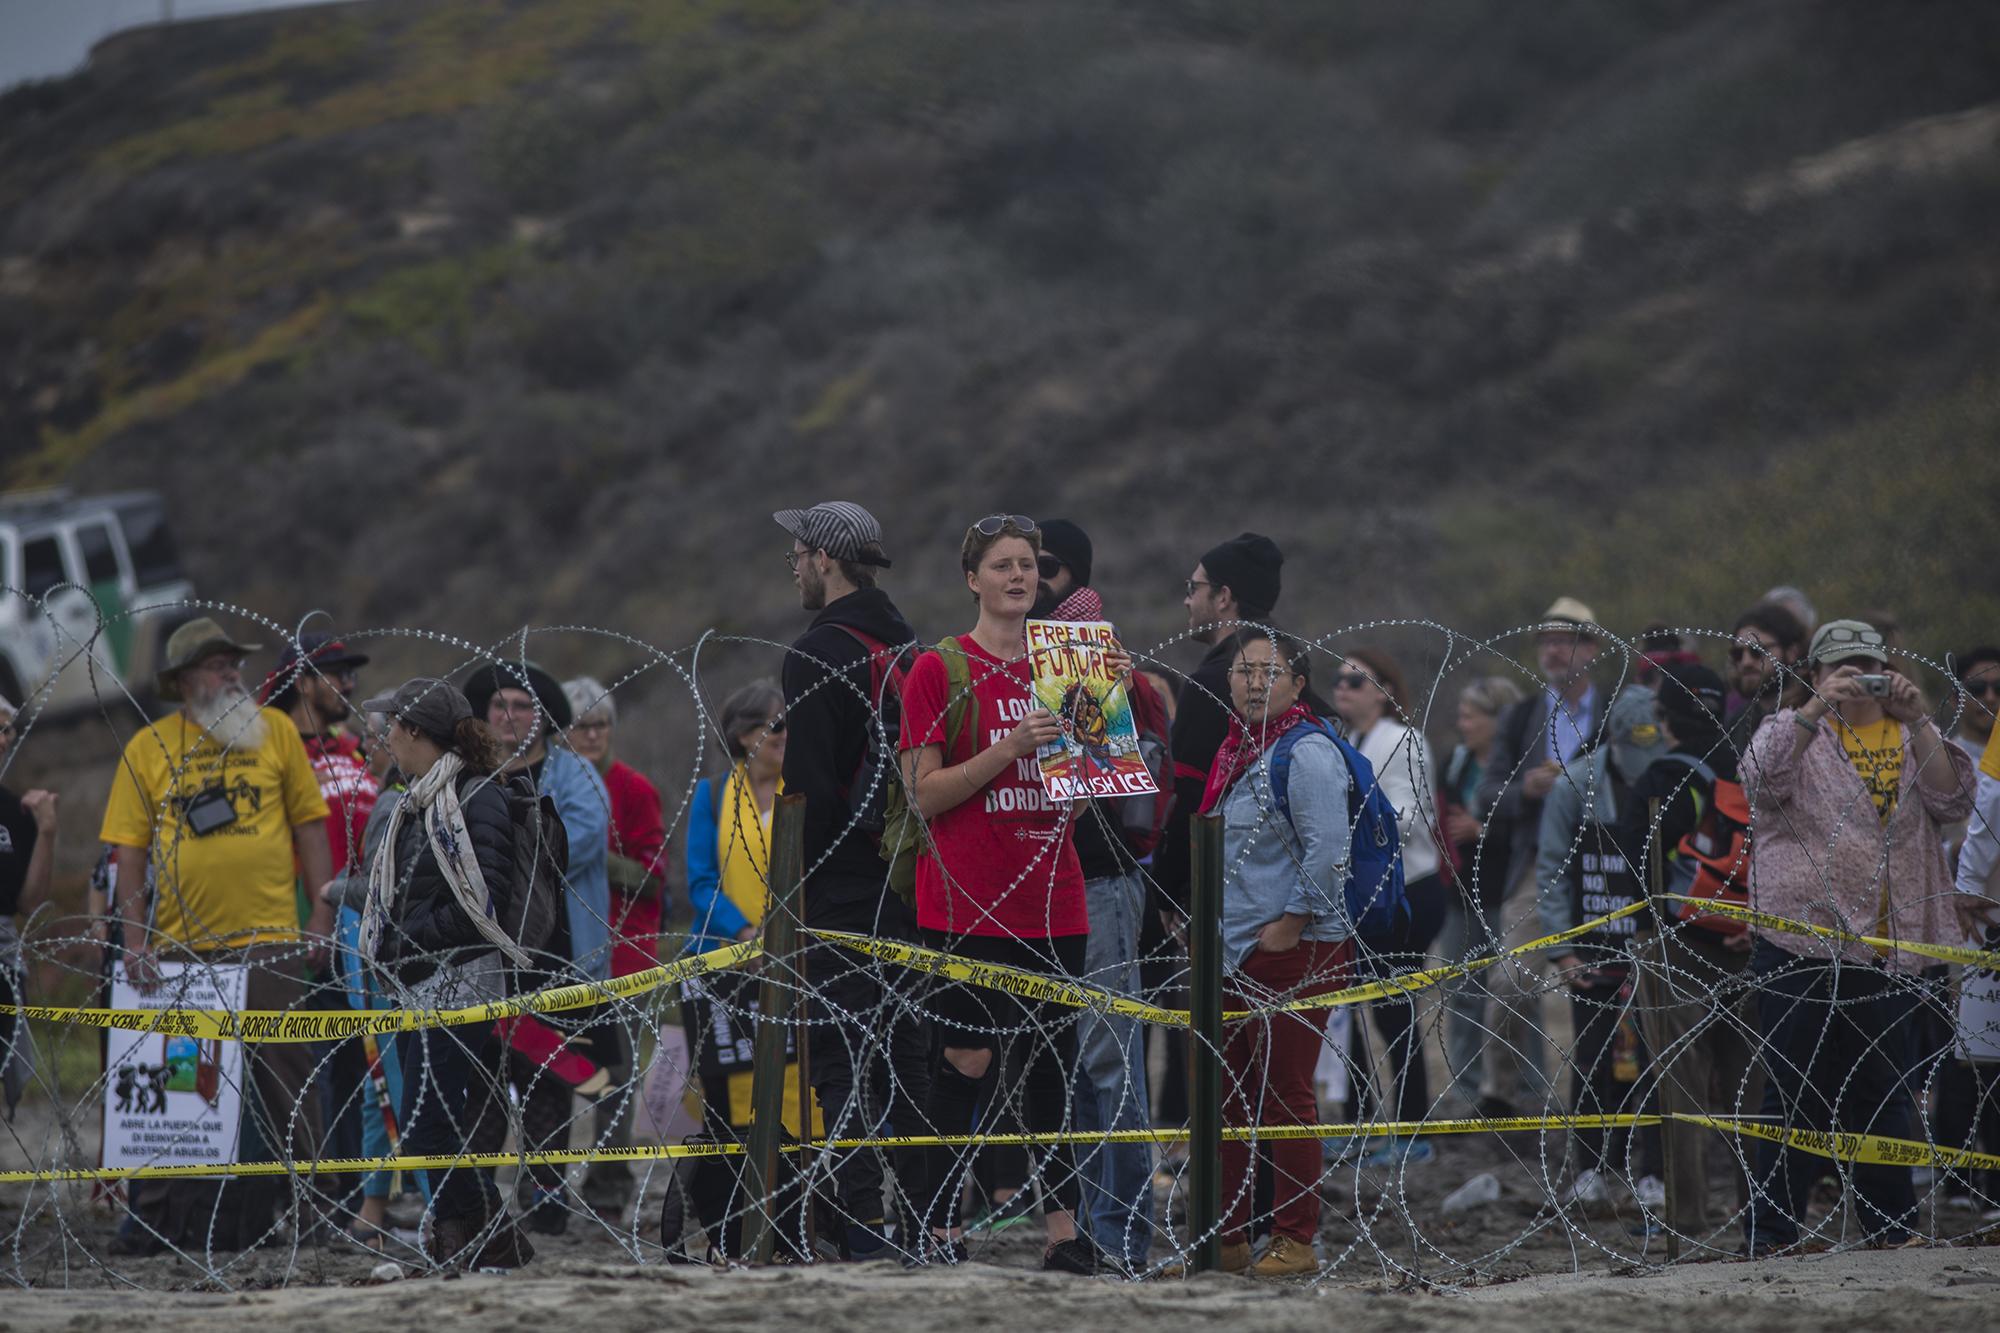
[1198,700,1320,815]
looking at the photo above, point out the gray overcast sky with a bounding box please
[0,0,348,91]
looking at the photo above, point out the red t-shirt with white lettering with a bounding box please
[898,634,1087,939]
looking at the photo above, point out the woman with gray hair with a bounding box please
[562,676,667,980]
[1433,673,1526,1114]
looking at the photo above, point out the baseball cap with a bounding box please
[772,501,892,567]
[1808,619,1888,667]
[258,631,371,707]
[359,677,472,743]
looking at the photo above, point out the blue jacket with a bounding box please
[539,747,613,982]
[1219,731,1352,972]
[683,776,752,954]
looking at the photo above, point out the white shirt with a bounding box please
[1352,716,1440,885]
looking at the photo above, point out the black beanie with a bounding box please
[1655,662,1727,741]
[1199,532,1284,617]
[1038,519,1093,587]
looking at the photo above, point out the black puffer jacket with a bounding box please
[376,773,517,983]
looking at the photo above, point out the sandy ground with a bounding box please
[1,1241,1998,1332]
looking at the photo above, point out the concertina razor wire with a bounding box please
[0,592,1997,1287]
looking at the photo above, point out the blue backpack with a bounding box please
[1266,718,1410,940]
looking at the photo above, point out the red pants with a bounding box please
[1220,937,1352,1244]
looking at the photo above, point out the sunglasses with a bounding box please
[1728,643,1779,662]
[971,514,1037,537]
[1185,578,1213,598]
[1334,672,1372,690]
[1037,555,1065,580]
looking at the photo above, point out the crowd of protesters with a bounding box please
[1,502,1998,1280]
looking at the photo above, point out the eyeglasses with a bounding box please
[783,547,813,570]
[743,717,788,739]
[1037,555,1065,580]
[194,655,247,676]
[571,719,611,735]
[1229,663,1291,682]
[970,514,1037,537]
[1334,672,1371,690]
[489,698,541,717]
[1185,578,1214,598]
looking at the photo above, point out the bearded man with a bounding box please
[101,617,334,1254]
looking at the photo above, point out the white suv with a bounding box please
[0,489,197,718]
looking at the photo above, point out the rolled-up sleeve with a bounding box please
[1281,736,1351,925]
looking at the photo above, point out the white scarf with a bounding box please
[360,752,529,969]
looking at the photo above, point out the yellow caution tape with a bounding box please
[1675,1113,2000,1174]
[1658,895,2000,971]
[0,1115,1658,1184]
[812,900,1652,1022]
[1,941,762,1043]
[806,929,1190,1025]
[11,1112,1989,1185]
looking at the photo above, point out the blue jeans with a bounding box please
[1072,870,1153,1268]
[1743,941,1920,1248]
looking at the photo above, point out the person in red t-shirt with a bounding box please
[260,632,379,878]
[898,514,1128,1276]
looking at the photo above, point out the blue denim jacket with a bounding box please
[1218,731,1353,972]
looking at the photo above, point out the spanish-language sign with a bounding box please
[101,961,246,1171]
[1025,619,1158,803]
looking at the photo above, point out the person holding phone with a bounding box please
[1740,618,1985,1254]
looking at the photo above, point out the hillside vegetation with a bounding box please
[3,0,1997,695]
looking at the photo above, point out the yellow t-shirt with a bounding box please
[99,709,330,949]
[1837,715,1904,820]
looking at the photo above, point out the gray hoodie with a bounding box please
[1219,730,1353,972]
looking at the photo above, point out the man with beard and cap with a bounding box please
[1033,517,1160,1270]
[101,617,334,1253]
[460,657,614,1235]
[773,499,935,1261]
[1533,684,1668,1214]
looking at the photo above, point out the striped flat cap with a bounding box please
[772,501,892,567]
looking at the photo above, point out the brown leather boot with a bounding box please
[427,1215,483,1270]
[473,1215,536,1271]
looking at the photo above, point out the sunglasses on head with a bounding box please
[971,514,1037,537]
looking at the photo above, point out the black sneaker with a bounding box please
[1043,1234,1124,1277]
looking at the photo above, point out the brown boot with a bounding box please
[473,1215,536,1271]
[1250,1234,1318,1278]
[427,1215,483,1270]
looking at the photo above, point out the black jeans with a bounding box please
[1744,940,1921,1248]
[801,884,935,1230]
[1355,872,1447,1124]
[1563,967,1661,1176]
[922,929,1089,1228]
[400,1020,504,1224]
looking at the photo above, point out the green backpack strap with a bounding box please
[939,635,981,760]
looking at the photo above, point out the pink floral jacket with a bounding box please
[1742,708,1976,973]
